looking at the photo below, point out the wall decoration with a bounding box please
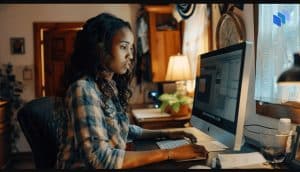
[215,6,246,49]
[23,66,33,80]
[10,37,25,54]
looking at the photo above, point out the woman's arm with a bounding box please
[122,144,208,169]
[122,149,169,169]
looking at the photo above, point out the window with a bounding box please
[255,4,300,104]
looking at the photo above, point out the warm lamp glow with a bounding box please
[165,54,192,96]
[165,54,192,81]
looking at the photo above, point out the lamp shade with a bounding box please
[277,53,300,85]
[165,54,192,81]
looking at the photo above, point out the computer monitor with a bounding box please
[190,41,254,151]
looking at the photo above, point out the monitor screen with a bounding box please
[192,42,247,134]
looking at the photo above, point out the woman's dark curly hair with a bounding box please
[63,13,136,111]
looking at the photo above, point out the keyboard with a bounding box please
[156,127,229,152]
[156,139,190,150]
[156,139,228,152]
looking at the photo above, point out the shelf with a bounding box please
[145,5,173,14]
[156,29,180,33]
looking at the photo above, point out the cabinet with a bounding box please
[145,5,183,82]
[0,101,10,168]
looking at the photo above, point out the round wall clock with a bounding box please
[216,8,246,49]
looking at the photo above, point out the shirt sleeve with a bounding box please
[128,124,143,140]
[69,81,125,169]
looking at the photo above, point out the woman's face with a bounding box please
[109,27,134,75]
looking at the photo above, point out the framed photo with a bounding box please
[23,67,33,80]
[10,37,25,54]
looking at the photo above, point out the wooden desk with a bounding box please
[131,126,289,169]
[130,104,191,129]
[133,139,288,169]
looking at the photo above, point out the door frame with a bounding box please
[33,22,84,98]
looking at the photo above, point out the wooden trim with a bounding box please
[0,101,10,168]
[207,4,213,51]
[253,4,258,74]
[0,101,8,126]
[180,21,184,52]
[33,22,84,98]
[145,5,173,13]
[253,4,258,53]
[256,101,300,124]
[33,23,42,98]
[148,13,156,80]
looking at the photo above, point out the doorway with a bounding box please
[33,22,84,98]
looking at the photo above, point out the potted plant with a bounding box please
[158,93,193,116]
[0,63,23,153]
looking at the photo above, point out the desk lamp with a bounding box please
[277,53,300,85]
[165,54,192,96]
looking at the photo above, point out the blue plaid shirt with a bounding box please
[56,77,143,169]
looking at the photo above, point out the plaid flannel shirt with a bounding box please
[56,77,143,169]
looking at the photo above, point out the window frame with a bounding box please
[253,4,300,124]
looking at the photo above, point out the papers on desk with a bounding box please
[218,152,268,169]
[132,108,171,119]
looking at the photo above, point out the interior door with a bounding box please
[44,28,79,97]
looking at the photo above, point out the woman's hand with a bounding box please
[164,130,197,143]
[168,144,208,161]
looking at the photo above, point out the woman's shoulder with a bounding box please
[68,76,97,91]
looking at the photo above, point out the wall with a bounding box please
[0,4,144,152]
[0,4,141,102]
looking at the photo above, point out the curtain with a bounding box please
[255,4,300,103]
[182,4,209,93]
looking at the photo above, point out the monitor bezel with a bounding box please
[192,42,247,134]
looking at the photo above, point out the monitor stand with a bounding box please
[191,115,245,150]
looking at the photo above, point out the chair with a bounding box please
[17,96,66,169]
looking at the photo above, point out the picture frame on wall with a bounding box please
[10,37,25,54]
[23,66,33,80]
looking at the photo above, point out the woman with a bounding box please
[56,13,208,169]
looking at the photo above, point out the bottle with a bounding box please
[278,118,291,135]
[277,118,293,160]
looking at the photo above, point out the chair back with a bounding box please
[17,97,65,169]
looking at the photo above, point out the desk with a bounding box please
[130,104,191,129]
[131,126,289,170]
[133,139,290,169]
